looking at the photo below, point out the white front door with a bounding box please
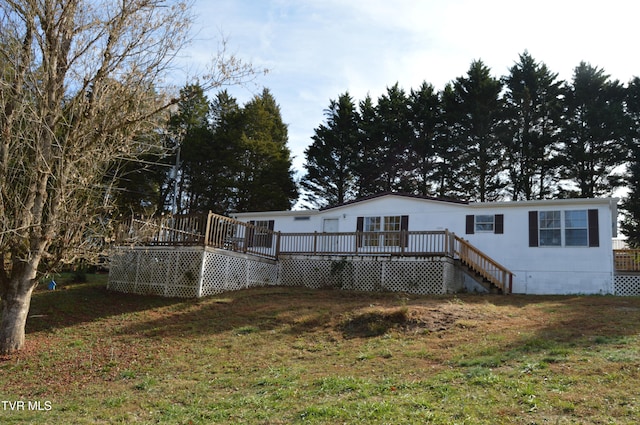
[322,218,340,252]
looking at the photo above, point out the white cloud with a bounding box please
[179,0,640,178]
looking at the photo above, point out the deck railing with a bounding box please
[614,249,640,272]
[115,213,279,259]
[204,213,279,259]
[277,230,453,256]
[116,214,208,246]
[115,212,514,292]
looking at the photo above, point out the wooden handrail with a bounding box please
[453,235,514,294]
[277,230,452,256]
[114,212,280,260]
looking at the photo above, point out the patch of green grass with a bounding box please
[4,281,640,424]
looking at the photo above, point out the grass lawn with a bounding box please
[1,274,640,424]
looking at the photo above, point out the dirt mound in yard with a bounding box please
[338,302,488,338]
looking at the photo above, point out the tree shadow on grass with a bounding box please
[25,277,188,334]
[448,294,640,366]
[24,279,640,359]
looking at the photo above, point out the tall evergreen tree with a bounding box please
[375,83,413,192]
[443,60,504,201]
[559,62,627,197]
[104,134,170,216]
[621,77,640,247]
[407,81,441,196]
[433,84,465,199]
[354,95,384,196]
[302,92,359,208]
[501,51,564,200]
[166,83,212,214]
[205,90,244,214]
[234,88,298,212]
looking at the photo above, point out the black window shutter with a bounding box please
[494,214,504,234]
[588,209,599,247]
[356,217,364,248]
[465,215,475,234]
[528,211,538,247]
[401,215,409,247]
[247,220,255,248]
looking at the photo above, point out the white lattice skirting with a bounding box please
[279,255,457,295]
[614,274,640,296]
[108,246,279,297]
[108,248,459,298]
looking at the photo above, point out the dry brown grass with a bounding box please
[2,275,640,424]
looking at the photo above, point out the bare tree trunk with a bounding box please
[0,0,260,356]
[0,263,39,355]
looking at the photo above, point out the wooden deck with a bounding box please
[115,212,515,293]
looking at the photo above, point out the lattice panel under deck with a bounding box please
[279,258,333,288]
[136,250,174,285]
[108,248,139,284]
[109,247,455,298]
[200,250,279,297]
[201,253,231,296]
[614,274,640,296]
[278,256,450,294]
[246,261,279,287]
[173,250,204,287]
[108,247,203,298]
[351,262,383,292]
[382,260,444,294]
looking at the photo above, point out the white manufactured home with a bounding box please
[232,193,619,295]
[108,193,640,297]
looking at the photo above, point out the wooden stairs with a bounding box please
[452,235,514,294]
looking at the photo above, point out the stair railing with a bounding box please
[452,235,514,294]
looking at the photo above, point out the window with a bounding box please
[564,210,588,246]
[357,215,408,248]
[475,215,495,232]
[465,214,504,234]
[384,215,402,247]
[529,209,599,248]
[363,216,381,246]
[539,211,561,246]
[294,216,310,221]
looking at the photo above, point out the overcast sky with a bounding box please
[178,0,640,175]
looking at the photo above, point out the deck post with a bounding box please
[204,211,212,247]
[243,224,249,253]
[313,231,318,255]
[275,231,281,259]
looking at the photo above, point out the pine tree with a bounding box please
[443,60,505,201]
[166,83,212,214]
[302,92,359,207]
[375,83,413,192]
[559,62,627,197]
[206,91,244,214]
[407,81,441,196]
[354,95,384,196]
[621,77,640,247]
[501,51,564,200]
[234,89,298,212]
